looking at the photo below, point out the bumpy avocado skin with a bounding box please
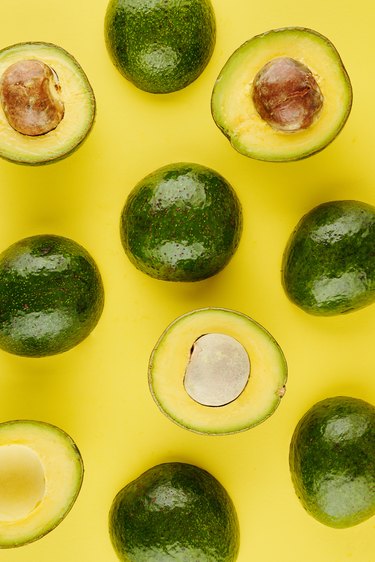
[120,163,242,282]
[0,235,104,357]
[289,396,375,528]
[282,200,375,315]
[109,462,240,561]
[104,0,216,93]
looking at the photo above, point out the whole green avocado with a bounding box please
[120,162,242,282]
[104,0,216,93]
[109,462,240,561]
[282,200,375,315]
[0,234,104,357]
[289,396,375,528]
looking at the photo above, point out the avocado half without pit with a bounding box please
[0,419,83,548]
[0,42,95,164]
[148,307,287,435]
[211,27,353,162]
[0,234,104,357]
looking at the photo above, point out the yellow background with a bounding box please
[0,0,374,560]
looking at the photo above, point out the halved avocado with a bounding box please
[0,419,83,548]
[0,42,95,165]
[211,27,352,162]
[149,307,287,435]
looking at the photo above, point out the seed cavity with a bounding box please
[0,59,65,136]
[252,57,323,132]
[183,333,250,407]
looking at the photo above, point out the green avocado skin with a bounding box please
[104,0,216,93]
[282,200,375,315]
[109,462,240,561]
[289,396,375,528]
[120,163,242,282]
[0,234,104,357]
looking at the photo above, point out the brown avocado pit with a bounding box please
[0,59,64,136]
[252,56,323,132]
[183,333,250,407]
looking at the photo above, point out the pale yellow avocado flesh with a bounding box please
[0,420,83,548]
[212,28,352,162]
[0,42,95,165]
[149,308,287,435]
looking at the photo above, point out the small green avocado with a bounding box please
[120,163,242,282]
[109,462,240,561]
[104,0,216,93]
[0,419,83,548]
[0,234,104,357]
[282,200,375,315]
[289,396,375,528]
[211,27,352,162]
[0,42,95,165]
[149,307,287,435]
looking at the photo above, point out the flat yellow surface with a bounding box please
[0,1,374,561]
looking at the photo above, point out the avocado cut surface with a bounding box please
[109,462,240,561]
[0,419,83,548]
[282,200,375,315]
[0,42,95,165]
[0,234,104,357]
[289,396,375,528]
[149,307,287,435]
[211,27,352,162]
[104,0,216,93]
[120,163,242,282]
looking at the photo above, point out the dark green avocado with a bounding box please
[0,42,96,165]
[0,234,104,357]
[282,200,375,315]
[120,162,242,282]
[104,0,216,93]
[289,396,375,528]
[109,462,240,561]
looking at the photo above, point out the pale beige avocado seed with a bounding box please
[252,57,323,132]
[0,444,46,522]
[183,333,250,407]
[0,59,65,136]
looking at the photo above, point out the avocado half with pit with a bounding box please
[211,27,352,162]
[0,419,83,548]
[149,307,287,435]
[0,234,104,357]
[0,42,95,165]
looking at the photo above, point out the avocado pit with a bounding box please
[252,56,323,132]
[0,444,45,522]
[183,333,250,407]
[0,59,65,136]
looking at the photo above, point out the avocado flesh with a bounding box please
[0,42,95,165]
[0,420,83,548]
[0,234,104,357]
[149,307,287,435]
[120,163,242,282]
[211,27,352,162]
[105,0,216,93]
[109,462,240,561]
[289,396,375,528]
[282,200,375,315]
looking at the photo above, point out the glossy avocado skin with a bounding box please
[104,0,216,93]
[289,396,375,528]
[0,234,104,357]
[109,462,240,561]
[282,200,375,315]
[121,163,242,282]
